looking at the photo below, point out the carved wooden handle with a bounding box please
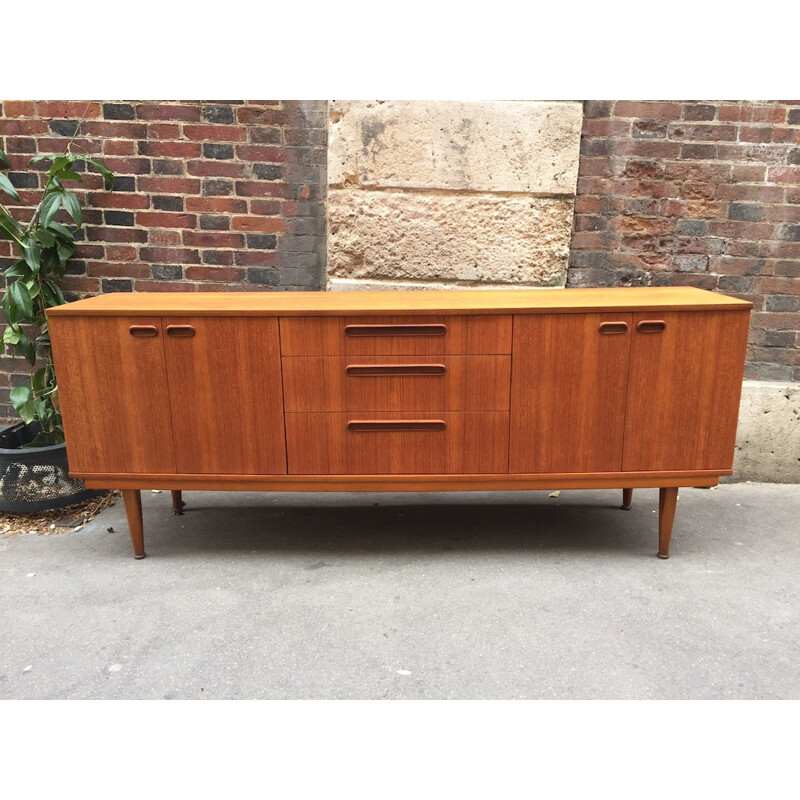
[129,325,159,338]
[598,321,629,335]
[347,420,447,432]
[345,364,447,377]
[636,320,667,333]
[344,324,447,338]
[166,325,196,338]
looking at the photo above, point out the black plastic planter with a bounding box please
[0,422,102,513]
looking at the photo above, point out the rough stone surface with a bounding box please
[328,190,572,285]
[2,484,799,699]
[329,100,583,194]
[731,381,800,483]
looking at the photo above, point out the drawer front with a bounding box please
[285,412,510,474]
[282,355,511,412]
[280,315,512,356]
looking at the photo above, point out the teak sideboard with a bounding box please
[46,287,752,559]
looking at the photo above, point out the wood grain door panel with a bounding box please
[281,355,511,412]
[162,316,286,474]
[509,313,633,473]
[286,412,509,474]
[622,309,750,471]
[280,315,512,356]
[48,316,176,475]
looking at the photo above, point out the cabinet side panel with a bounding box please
[622,309,751,471]
[509,313,633,473]
[49,316,176,475]
[162,316,286,475]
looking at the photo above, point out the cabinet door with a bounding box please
[49,316,176,475]
[622,310,750,472]
[509,313,632,473]
[161,316,286,474]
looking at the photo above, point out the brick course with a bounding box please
[0,99,326,421]
[569,100,800,382]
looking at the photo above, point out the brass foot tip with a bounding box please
[657,552,669,560]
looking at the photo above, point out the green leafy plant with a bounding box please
[0,127,114,447]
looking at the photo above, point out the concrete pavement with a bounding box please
[1,483,798,699]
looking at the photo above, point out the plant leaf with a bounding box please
[61,191,82,228]
[17,329,36,365]
[2,291,16,325]
[2,325,21,346]
[40,191,63,228]
[48,155,70,176]
[9,279,34,319]
[10,386,35,423]
[43,279,67,306]
[21,244,42,275]
[58,169,84,183]
[0,172,20,202]
[4,260,29,278]
[85,158,115,191]
[31,367,47,392]
[0,146,10,169]
[36,228,55,248]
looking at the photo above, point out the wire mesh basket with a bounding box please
[0,422,103,513]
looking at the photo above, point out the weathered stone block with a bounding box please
[731,381,800,483]
[328,189,572,286]
[329,100,582,195]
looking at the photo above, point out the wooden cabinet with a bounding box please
[47,287,751,560]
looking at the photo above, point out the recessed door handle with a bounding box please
[129,325,158,338]
[345,364,447,377]
[166,325,196,338]
[637,320,667,333]
[344,324,447,338]
[347,420,447,432]
[598,321,629,335]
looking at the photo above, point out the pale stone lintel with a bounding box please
[329,100,583,195]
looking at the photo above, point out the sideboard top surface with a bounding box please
[47,286,752,318]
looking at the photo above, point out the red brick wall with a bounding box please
[0,100,327,421]
[569,100,800,382]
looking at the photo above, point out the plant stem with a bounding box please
[24,101,94,236]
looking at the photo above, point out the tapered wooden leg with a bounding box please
[122,489,145,559]
[658,487,678,559]
[171,490,185,515]
[621,488,633,510]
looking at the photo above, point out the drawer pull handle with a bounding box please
[598,321,629,335]
[345,364,447,377]
[347,420,447,432]
[344,324,447,338]
[637,320,667,333]
[129,325,158,338]
[166,324,196,338]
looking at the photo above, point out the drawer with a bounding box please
[285,412,510,474]
[279,315,512,356]
[282,355,511,412]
